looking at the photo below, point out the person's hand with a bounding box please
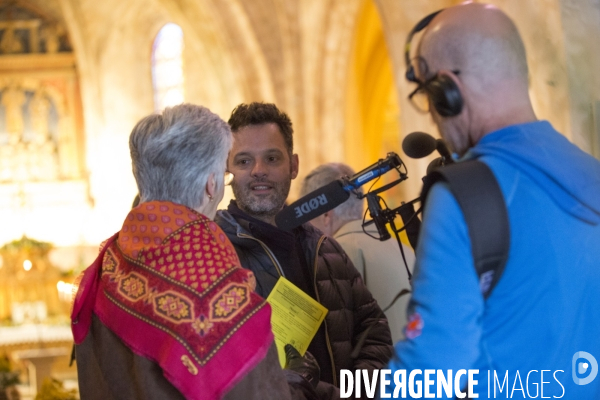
[284,344,320,389]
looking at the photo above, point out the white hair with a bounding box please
[130,103,232,209]
[300,163,363,221]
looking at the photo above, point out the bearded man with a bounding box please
[215,102,392,399]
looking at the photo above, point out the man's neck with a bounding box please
[251,214,277,226]
[473,87,537,141]
[229,201,279,226]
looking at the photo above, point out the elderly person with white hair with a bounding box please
[71,104,318,400]
[300,163,415,343]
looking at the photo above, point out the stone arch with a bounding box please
[188,0,276,108]
[311,0,363,170]
[338,0,416,208]
[345,0,399,170]
[57,0,266,235]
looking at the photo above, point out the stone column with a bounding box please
[559,0,600,157]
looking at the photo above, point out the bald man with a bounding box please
[386,3,600,399]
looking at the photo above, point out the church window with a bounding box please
[151,23,184,112]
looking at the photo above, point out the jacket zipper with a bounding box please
[312,235,337,387]
[239,231,337,385]
[237,233,286,278]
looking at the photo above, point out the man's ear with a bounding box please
[437,69,462,88]
[290,153,299,180]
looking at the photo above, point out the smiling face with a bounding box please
[228,123,299,224]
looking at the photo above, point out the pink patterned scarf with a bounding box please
[72,201,273,399]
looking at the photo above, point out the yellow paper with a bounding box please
[266,277,328,367]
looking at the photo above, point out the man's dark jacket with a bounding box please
[215,210,393,387]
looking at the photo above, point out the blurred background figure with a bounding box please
[300,163,415,343]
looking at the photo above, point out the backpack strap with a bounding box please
[421,161,510,298]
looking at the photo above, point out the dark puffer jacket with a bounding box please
[215,210,393,387]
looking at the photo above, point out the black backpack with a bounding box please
[352,160,510,361]
[420,160,510,298]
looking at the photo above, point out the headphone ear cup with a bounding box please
[426,75,463,117]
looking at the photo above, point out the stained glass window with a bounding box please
[151,23,184,112]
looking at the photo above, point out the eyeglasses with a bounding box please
[224,171,234,186]
[408,80,434,114]
[404,10,442,113]
[407,57,434,113]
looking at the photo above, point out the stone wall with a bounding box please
[0,0,598,251]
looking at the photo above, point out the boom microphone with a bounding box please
[275,153,405,231]
[402,131,437,158]
[342,153,403,191]
[275,180,350,231]
[402,131,454,168]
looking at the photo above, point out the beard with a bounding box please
[231,176,291,219]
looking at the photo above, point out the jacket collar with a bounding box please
[215,203,326,253]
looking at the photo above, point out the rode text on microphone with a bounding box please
[275,153,407,231]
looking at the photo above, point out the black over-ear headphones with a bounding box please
[404,10,464,117]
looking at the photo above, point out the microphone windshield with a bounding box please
[402,131,437,158]
[275,180,350,231]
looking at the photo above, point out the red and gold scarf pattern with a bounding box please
[72,201,273,400]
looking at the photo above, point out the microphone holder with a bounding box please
[361,195,421,243]
[365,195,420,282]
[355,173,419,282]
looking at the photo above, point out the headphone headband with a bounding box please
[404,9,464,118]
[404,10,443,82]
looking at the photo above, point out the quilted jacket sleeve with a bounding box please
[324,238,394,372]
[345,252,394,372]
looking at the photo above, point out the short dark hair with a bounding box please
[228,102,294,154]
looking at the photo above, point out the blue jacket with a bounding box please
[387,121,600,399]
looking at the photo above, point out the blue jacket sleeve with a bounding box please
[386,182,485,397]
